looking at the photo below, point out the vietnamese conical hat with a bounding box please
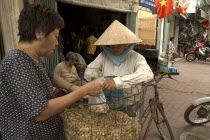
[94,20,142,46]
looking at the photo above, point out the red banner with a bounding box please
[154,0,174,19]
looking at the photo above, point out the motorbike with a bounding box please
[185,41,210,62]
[184,97,210,125]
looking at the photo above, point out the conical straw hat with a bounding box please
[94,20,142,46]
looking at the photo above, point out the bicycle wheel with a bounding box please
[184,102,210,125]
[188,26,198,37]
[186,54,196,62]
[153,104,174,140]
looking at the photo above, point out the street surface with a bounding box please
[144,58,210,140]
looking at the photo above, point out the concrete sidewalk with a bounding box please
[145,58,210,140]
[180,132,209,140]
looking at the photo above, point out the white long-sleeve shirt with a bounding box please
[84,50,154,88]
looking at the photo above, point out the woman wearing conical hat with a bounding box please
[84,20,154,104]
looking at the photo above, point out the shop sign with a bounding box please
[177,0,190,7]
[139,0,155,9]
[201,9,209,20]
[177,0,196,13]
[187,0,197,13]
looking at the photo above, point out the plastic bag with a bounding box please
[103,88,124,109]
[88,77,109,113]
[88,92,109,113]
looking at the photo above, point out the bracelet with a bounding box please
[68,84,75,91]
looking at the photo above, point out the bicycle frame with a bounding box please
[139,73,175,140]
[141,82,160,140]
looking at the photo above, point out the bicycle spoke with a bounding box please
[184,103,210,125]
[141,73,175,140]
[153,104,174,140]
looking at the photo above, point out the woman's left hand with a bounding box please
[77,77,81,80]
[102,79,117,90]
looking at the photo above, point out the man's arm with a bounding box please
[84,52,103,81]
[53,74,79,91]
[54,64,62,76]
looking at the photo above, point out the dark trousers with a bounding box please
[85,54,94,64]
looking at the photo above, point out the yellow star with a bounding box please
[159,0,167,7]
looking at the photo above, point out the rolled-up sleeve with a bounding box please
[113,54,154,88]
[84,53,103,81]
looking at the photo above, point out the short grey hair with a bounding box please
[65,51,78,61]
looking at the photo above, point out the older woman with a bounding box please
[0,4,102,139]
[54,51,80,83]
[84,20,153,103]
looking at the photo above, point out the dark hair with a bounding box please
[69,29,76,33]
[170,37,174,41]
[18,3,64,42]
[88,27,95,36]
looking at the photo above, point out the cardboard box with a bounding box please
[159,65,168,73]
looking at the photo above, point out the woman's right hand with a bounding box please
[82,81,102,96]
[91,77,96,81]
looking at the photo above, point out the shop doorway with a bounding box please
[57,2,126,57]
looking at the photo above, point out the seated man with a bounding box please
[54,51,80,84]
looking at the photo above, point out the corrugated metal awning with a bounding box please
[57,0,133,13]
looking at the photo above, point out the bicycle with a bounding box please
[56,74,175,139]
[179,21,198,38]
[140,73,175,140]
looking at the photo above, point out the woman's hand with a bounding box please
[82,81,102,96]
[91,77,96,81]
[102,79,117,90]
[77,77,81,80]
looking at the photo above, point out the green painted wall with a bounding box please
[126,12,137,33]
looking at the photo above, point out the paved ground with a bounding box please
[143,58,210,140]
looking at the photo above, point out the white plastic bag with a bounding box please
[88,92,109,113]
[88,77,109,113]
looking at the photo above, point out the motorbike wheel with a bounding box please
[184,102,210,125]
[186,54,196,62]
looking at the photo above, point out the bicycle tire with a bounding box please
[153,104,175,140]
[185,54,196,62]
[184,103,210,125]
[188,26,198,37]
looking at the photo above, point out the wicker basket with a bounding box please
[60,80,146,140]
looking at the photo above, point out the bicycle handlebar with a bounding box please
[155,73,168,83]
[143,73,176,87]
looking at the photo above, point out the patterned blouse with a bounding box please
[0,50,64,139]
